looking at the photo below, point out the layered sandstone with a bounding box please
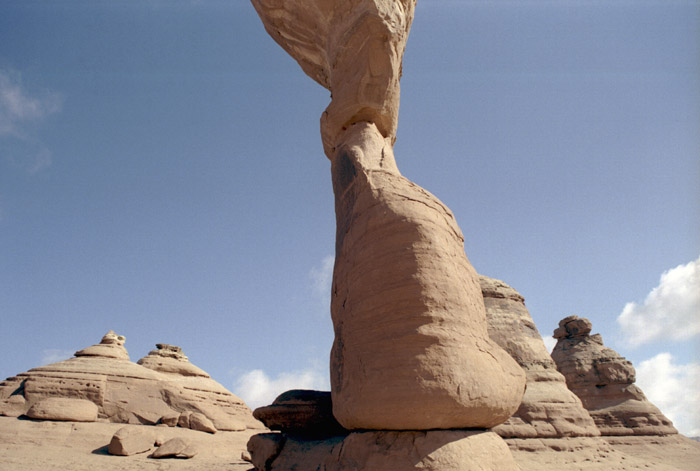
[551,316,677,436]
[252,0,525,432]
[480,276,599,438]
[327,123,525,429]
[0,332,261,431]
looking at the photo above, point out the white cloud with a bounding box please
[636,352,700,437]
[0,69,61,173]
[233,367,330,410]
[542,335,557,353]
[40,349,74,365]
[310,255,334,306]
[0,70,61,138]
[617,256,700,347]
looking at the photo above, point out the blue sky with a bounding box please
[1,1,698,435]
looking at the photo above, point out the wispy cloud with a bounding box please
[0,69,62,173]
[310,255,334,308]
[636,352,700,437]
[232,366,330,410]
[40,349,74,366]
[617,256,700,347]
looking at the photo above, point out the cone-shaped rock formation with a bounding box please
[551,316,677,436]
[0,331,261,431]
[480,276,600,438]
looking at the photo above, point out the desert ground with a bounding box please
[1,416,699,471]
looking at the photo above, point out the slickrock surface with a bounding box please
[480,275,600,438]
[0,332,261,432]
[247,429,520,471]
[551,316,677,436]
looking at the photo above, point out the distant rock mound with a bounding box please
[480,276,600,438]
[0,331,262,432]
[551,316,677,436]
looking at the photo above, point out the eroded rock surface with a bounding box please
[480,276,599,438]
[248,429,520,471]
[328,123,525,429]
[0,332,260,432]
[251,0,415,156]
[551,316,677,436]
[252,0,525,433]
[253,390,346,438]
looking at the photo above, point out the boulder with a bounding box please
[248,430,520,471]
[551,315,677,436]
[480,276,600,438]
[26,397,97,422]
[107,426,155,456]
[189,412,217,434]
[150,437,198,459]
[253,390,346,438]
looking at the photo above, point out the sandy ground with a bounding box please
[0,416,256,471]
[1,416,699,470]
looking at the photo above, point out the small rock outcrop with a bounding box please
[74,330,129,360]
[480,276,600,438]
[137,344,208,377]
[0,332,261,431]
[551,316,677,436]
[253,390,346,438]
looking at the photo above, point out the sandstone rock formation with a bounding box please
[107,426,156,456]
[252,0,525,433]
[0,332,261,432]
[137,343,209,377]
[551,316,677,436]
[75,330,129,360]
[253,390,345,438]
[251,0,414,157]
[26,397,98,423]
[151,437,198,459]
[480,275,600,438]
[247,429,520,471]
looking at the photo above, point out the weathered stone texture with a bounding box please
[329,123,525,430]
[0,332,261,432]
[480,275,600,438]
[250,0,415,156]
[551,316,677,436]
[248,430,520,471]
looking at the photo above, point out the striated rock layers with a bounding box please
[252,0,525,434]
[0,332,260,432]
[480,276,600,438]
[551,316,677,436]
